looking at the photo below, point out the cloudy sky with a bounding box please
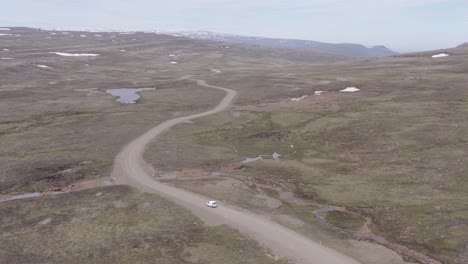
[1,0,467,51]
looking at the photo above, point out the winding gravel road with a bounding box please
[112,77,359,264]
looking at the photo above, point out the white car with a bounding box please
[206,200,218,208]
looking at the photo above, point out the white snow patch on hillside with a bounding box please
[0,28,10,31]
[2,49,9,51]
[1,57,13,60]
[50,52,100,57]
[37,64,51,68]
[242,156,263,164]
[432,53,449,58]
[340,87,360,92]
[314,91,324,95]
[0,34,12,36]
[291,95,308,102]
[272,152,282,159]
[170,61,178,64]
[80,35,87,37]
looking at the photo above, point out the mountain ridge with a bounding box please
[169,31,398,58]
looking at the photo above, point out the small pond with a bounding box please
[106,88,155,104]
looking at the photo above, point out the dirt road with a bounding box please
[113,78,359,264]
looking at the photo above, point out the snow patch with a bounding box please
[314,91,324,95]
[0,34,12,36]
[80,35,87,37]
[242,156,263,164]
[340,87,360,92]
[2,49,9,51]
[36,65,51,69]
[1,57,13,60]
[291,95,308,102]
[170,61,178,64]
[272,152,282,159]
[50,52,100,57]
[432,53,449,58]
[0,28,10,31]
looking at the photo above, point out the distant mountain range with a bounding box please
[458,42,468,48]
[168,31,398,58]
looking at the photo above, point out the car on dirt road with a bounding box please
[206,200,218,208]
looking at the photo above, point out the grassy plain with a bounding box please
[0,27,330,263]
[2,27,467,263]
[145,47,468,263]
[0,185,287,263]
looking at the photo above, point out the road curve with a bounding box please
[112,78,359,264]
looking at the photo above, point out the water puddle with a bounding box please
[242,152,282,164]
[159,172,177,179]
[106,88,155,104]
[103,180,113,186]
[0,192,41,203]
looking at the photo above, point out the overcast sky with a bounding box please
[1,0,467,52]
